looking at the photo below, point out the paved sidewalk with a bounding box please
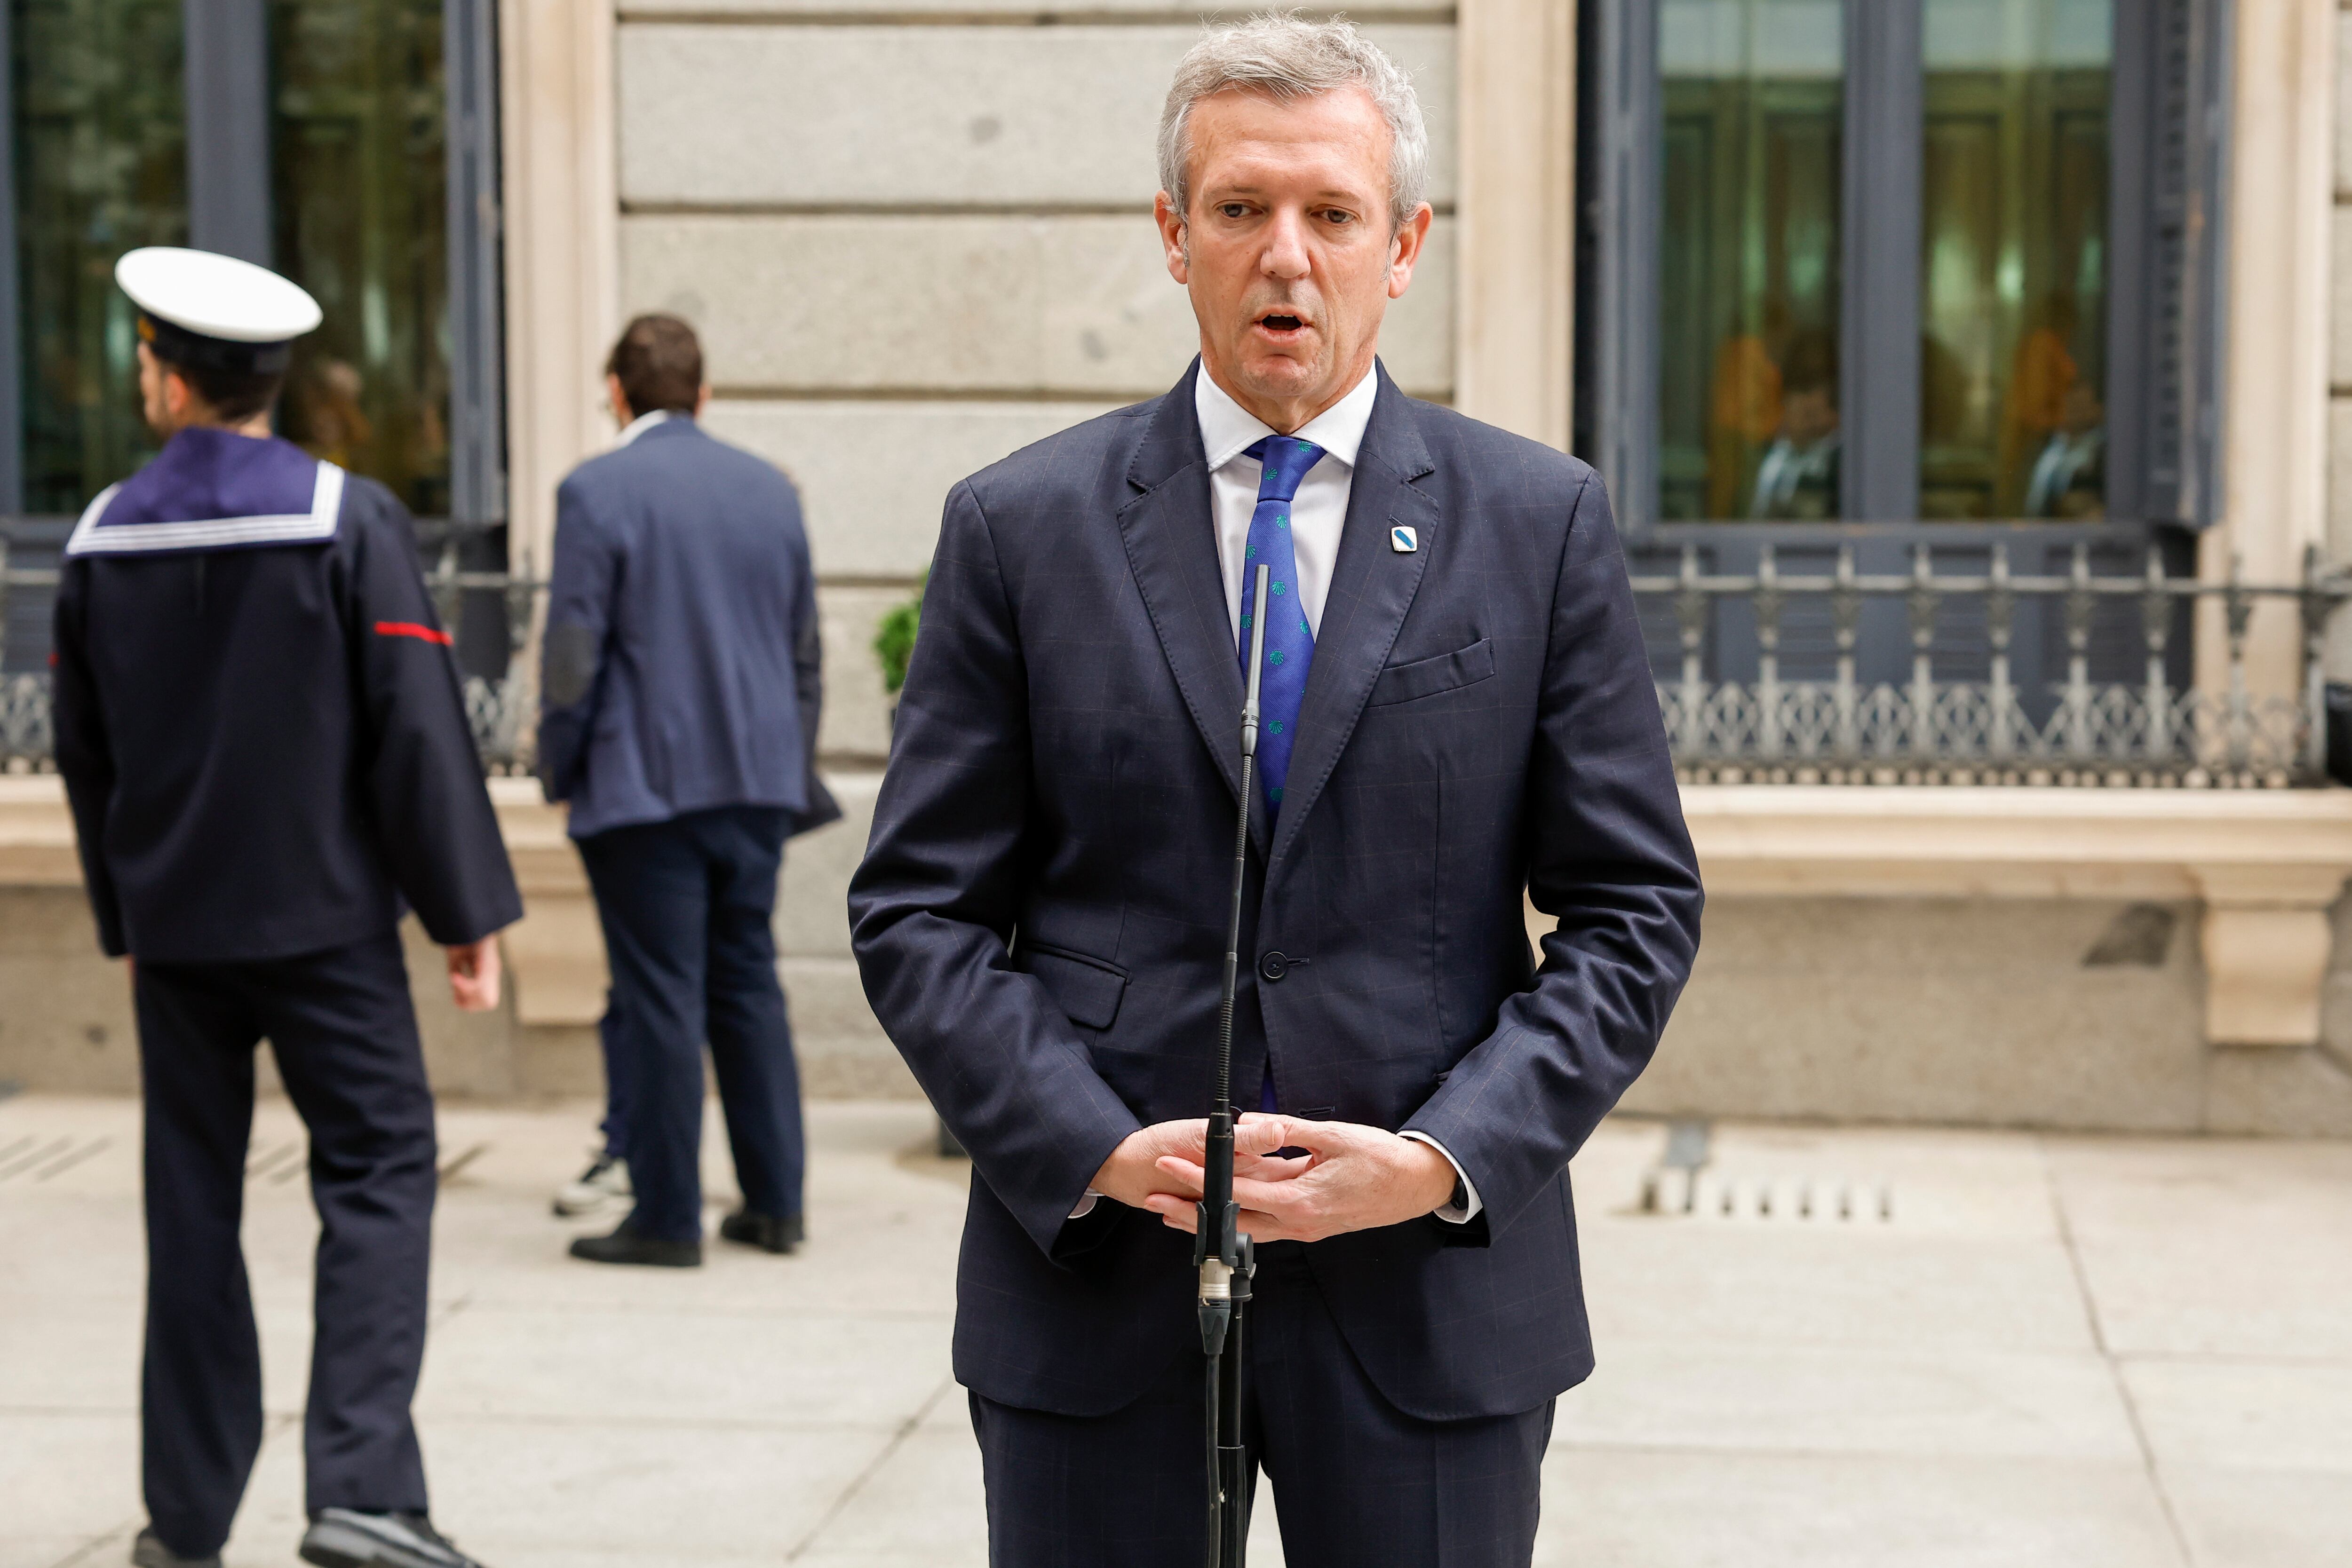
[3,1093,2348,1568]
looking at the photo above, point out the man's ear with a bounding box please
[1387,202,1434,301]
[162,367,196,423]
[1154,190,1191,285]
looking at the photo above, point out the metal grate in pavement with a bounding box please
[241,1140,493,1185]
[437,1142,490,1184]
[1639,1166,1895,1223]
[0,1132,112,1185]
[1632,1118,1894,1223]
[247,1139,309,1186]
[0,1129,494,1189]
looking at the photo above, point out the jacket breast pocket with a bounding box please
[1018,941,1129,1030]
[1367,638,1495,707]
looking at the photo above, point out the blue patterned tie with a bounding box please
[1239,435,1322,824]
[1242,437,1321,1119]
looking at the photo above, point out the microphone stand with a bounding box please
[1199,562,1270,1568]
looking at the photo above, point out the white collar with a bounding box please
[614,408,674,447]
[1194,361,1380,474]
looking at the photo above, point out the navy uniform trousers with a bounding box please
[575,803,806,1241]
[970,1243,1554,1568]
[134,930,435,1558]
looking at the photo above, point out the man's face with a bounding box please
[1782,387,1838,449]
[1155,85,1430,431]
[2060,380,2103,436]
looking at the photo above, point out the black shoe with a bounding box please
[568,1220,701,1267]
[131,1528,221,1568]
[718,1207,805,1253]
[299,1511,483,1568]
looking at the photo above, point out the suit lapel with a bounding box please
[1269,367,1439,869]
[1115,364,1272,858]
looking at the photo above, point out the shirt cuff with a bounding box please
[1069,1191,1101,1220]
[1398,1132,1482,1223]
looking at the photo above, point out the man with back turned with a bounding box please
[538,313,839,1268]
[54,247,520,1568]
[849,16,1703,1567]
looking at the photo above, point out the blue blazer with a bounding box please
[538,416,841,840]
[849,363,1702,1422]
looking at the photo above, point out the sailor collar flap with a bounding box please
[67,428,345,557]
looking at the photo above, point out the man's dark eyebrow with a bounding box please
[1197,184,1378,209]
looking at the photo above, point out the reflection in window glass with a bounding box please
[1658,0,1843,522]
[1921,0,2111,519]
[12,0,187,513]
[270,0,449,517]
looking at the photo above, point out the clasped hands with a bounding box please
[1089,1114,1457,1244]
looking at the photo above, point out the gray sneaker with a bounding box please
[298,1511,484,1568]
[130,1528,220,1568]
[550,1151,629,1217]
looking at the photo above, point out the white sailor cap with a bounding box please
[115,246,322,376]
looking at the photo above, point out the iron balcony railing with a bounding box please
[0,520,549,776]
[1633,540,2352,786]
[1,524,2348,786]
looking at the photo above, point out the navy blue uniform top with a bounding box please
[52,427,524,963]
[536,414,840,841]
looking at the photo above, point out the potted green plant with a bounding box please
[874,576,959,1156]
[873,575,923,736]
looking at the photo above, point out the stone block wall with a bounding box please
[16,4,2352,1141]
[12,869,2348,1136]
[612,3,1459,780]
[1641,895,2347,1138]
[603,1,1463,1088]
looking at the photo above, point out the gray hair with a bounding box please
[1157,13,1430,232]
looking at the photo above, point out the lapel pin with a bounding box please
[1391,525,1418,554]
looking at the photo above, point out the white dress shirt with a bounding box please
[1197,362,1377,646]
[1067,366,1481,1227]
[612,407,672,447]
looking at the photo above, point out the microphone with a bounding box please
[1197,562,1269,1565]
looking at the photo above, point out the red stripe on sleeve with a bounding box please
[374,621,453,646]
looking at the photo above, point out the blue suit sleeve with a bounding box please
[847,481,1143,1259]
[792,523,824,756]
[536,475,616,802]
[787,507,842,833]
[1401,468,1703,1242]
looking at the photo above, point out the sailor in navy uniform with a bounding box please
[51,248,522,1568]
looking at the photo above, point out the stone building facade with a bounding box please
[5,0,2352,1137]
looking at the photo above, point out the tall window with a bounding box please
[9,0,187,514]
[1583,0,2226,537]
[1659,0,1843,523]
[1921,0,2112,521]
[2,0,499,524]
[272,0,452,516]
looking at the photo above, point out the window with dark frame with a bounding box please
[1578,0,2231,705]
[0,0,506,675]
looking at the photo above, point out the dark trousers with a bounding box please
[970,1243,1553,1568]
[134,931,436,1557]
[596,1002,635,1159]
[576,804,805,1242]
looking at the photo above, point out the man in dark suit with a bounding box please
[848,16,1702,1567]
[539,313,841,1267]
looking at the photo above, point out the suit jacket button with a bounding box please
[1259,951,1287,982]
